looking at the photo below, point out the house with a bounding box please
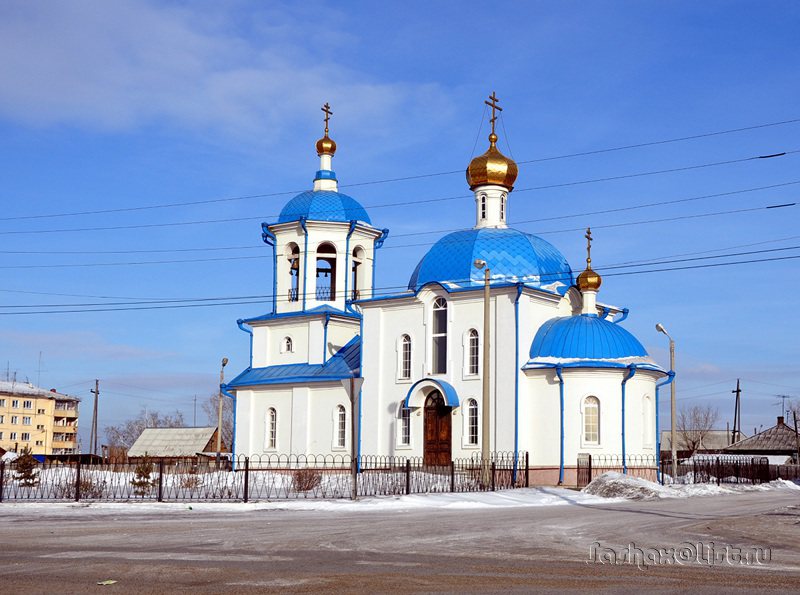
[223,98,671,485]
[723,416,799,464]
[127,427,228,463]
[0,380,80,456]
[660,429,746,459]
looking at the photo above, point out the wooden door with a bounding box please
[424,390,451,466]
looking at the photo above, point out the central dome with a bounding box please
[278,190,371,224]
[466,133,519,190]
[408,227,573,294]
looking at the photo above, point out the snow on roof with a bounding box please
[0,380,80,401]
[724,417,799,453]
[127,427,219,458]
[660,430,744,452]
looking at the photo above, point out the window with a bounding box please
[399,334,412,380]
[287,243,300,302]
[467,399,479,445]
[37,409,45,414]
[35,440,43,446]
[283,336,294,353]
[265,408,277,449]
[11,416,18,425]
[0,415,3,423]
[0,399,5,407]
[336,405,346,448]
[500,193,506,221]
[480,194,487,220]
[11,400,19,409]
[36,424,44,430]
[399,406,411,446]
[21,432,30,441]
[431,297,447,374]
[22,416,31,425]
[351,246,365,301]
[22,400,32,409]
[315,242,337,301]
[0,432,3,440]
[467,329,479,375]
[584,397,600,444]
[10,432,17,440]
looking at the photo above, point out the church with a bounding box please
[222,96,670,485]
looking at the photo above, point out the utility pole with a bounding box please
[90,379,100,456]
[217,358,228,465]
[473,259,491,485]
[776,394,792,419]
[731,379,741,444]
[193,395,197,427]
[793,412,800,464]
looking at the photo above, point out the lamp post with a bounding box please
[474,259,491,483]
[217,357,229,466]
[656,323,676,480]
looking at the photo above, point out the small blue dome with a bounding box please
[529,314,649,360]
[408,227,573,294]
[278,190,371,224]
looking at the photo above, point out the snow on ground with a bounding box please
[583,471,800,501]
[0,487,619,515]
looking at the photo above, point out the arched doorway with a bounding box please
[424,390,451,465]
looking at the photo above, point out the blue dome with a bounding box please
[529,314,649,360]
[278,190,371,225]
[408,227,573,294]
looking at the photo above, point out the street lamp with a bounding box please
[474,259,491,481]
[217,357,229,465]
[656,323,677,479]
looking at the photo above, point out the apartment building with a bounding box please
[0,380,80,455]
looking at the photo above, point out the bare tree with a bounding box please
[677,405,719,455]
[201,392,233,449]
[104,408,186,449]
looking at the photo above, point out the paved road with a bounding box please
[2,490,800,593]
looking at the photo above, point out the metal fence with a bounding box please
[577,454,658,488]
[0,452,528,503]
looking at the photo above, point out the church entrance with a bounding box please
[423,390,451,466]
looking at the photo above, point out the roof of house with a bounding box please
[724,417,799,453]
[660,430,743,452]
[225,335,360,389]
[0,380,80,401]
[127,427,219,457]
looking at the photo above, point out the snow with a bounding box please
[583,471,800,501]
[0,487,619,515]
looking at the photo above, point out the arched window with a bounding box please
[336,405,346,448]
[500,193,506,221]
[467,398,478,445]
[282,336,293,353]
[400,334,412,380]
[642,396,654,446]
[287,243,300,302]
[316,242,337,301]
[266,408,277,449]
[399,405,410,446]
[432,297,447,374]
[351,246,365,301]
[467,329,479,375]
[583,397,600,444]
[480,194,487,220]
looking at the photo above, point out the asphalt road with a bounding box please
[2,490,800,593]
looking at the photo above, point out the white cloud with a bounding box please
[0,1,454,146]
[0,329,171,361]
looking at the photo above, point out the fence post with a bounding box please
[0,461,4,503]
[588,454,593,484]
[716,457,721,486]
[450,461,455,493]
[405,459,411,495]
[491,462,496,492]
[692,458,697,484]
[243,457,250,503]
[525,452,530,488]
[157,459,164,502]
[74,460,82,502]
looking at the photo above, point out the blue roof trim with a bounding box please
[314,169,337,181]
[407,227,573,295]
[226,336,361,388]
[402,378,460,408]
[529,314,649,360]
[278,190,371,224]
[241,305,361,324]
[524,361,665,373]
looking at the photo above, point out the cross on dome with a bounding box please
[322,102,333,135]
[315,102,337,157]
[577,226,602,294]
[485,91,503,140]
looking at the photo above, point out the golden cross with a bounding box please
[484,91,503,136]
[585,227,593,267]
[321,102,333,135]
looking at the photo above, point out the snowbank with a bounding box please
[583,472,800,501]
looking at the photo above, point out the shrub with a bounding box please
[130,456,156,496]
[292,468,322,492]
[14,447,39,488]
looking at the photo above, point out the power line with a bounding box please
[0,149,796,235]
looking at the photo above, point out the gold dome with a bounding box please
[577,267,602,292]
[316,133,336,156]
[466,132,518,190]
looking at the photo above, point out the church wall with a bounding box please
[325,320,359,361]
[250,320,312,367]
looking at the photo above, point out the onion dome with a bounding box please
[316,133,336,156]
[466,132,518,190]
[408,227,573,294]
[529,315,649,361]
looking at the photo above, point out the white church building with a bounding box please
[222,98,671,485]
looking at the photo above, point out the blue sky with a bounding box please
[0,1,798,447]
